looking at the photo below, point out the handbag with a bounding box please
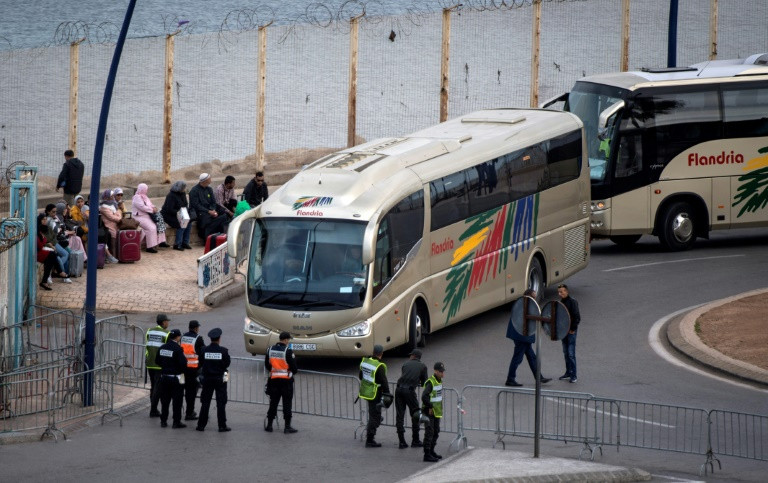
[177,207,191,229]
[148,212,160,223]
[118,217,140,230]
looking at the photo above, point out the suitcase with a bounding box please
[117,229,141,263]
[204,233,227,254]
[97,243,107,269]
[69,250,85,277]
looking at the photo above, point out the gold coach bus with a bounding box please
[545,53,768,250]
[228,108,590,357]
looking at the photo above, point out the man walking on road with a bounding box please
[181,320,204,421]
[505,289,552,387]
[145,314,170,418]
[395,349,427,449]
[56,150,85,206]
[265,331,299,433]
[196,327,231,432]
[557,284,581,383]
[422,362,445,462]
[359,344,390,448]
[157,329,188,428]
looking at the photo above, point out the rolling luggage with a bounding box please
[97,243,107,269]
[117,229,141,263]
[204,233,227,254]
[69,250,85,277]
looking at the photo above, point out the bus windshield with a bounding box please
[566,82,627,184]
[247,218,368,311]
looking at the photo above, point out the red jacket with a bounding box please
[37,235,53,263]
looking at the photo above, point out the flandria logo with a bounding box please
[292,196,333,211]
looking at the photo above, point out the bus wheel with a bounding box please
[527,257,544,302]
[659,202,696,251]
[609,234,641,247]
[408,305,425,350]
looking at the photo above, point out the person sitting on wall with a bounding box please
[132,183,170,253]
[242,171,268,208]
[189,173,229,241]
[214,175,238,218]
[160,180,193,251]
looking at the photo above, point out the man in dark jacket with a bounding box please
[196,327,231,432]
[56,150,85,206]
[188,172,229,240]
[395,349,427,448]
[156,329,188,428]
[242,171,269,207]
[557,284,581,383]
[264,331,299,433]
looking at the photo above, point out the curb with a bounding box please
[666,288,768,387]
[398,447,651,483]
[204,278,245,307]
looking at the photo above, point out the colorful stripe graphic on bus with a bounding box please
[292,196,333,210]
[442,193,539,322]
[732,145,768,218]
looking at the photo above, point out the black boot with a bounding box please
[264,417,273,432]
[284,418,297,434]
[365,433,381,447]
[398,433,409,449]
[411,434,423,447]
[423,453,439,462]
[431,447,443,459]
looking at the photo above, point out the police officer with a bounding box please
[422,362,445,462]
[157,329,188,428]
[359,344,390,448]
[395,349,428,449]
[181,320,205,420]
[196,327,231,432]
[265,331,298,434]
[145,313,170,418]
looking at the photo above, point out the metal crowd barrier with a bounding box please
[1,307,81,372]
[0,376,51,433]
[100,340,147,388]
[706,410,768,473]
[227,355,268,405]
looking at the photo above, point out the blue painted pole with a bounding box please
[667,0,679,67]
[83,0,137,405]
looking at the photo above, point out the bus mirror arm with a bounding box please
[539,92,569,109]
[226,206,259,259]
[598,100,625,130]
[362,218,379,265]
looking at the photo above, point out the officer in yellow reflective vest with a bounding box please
[358,344,390,448]
[145,313,170,418]
[181,320,204,420]
[421,362,445,462]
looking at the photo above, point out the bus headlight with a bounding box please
[244,317,269,335]
[337,320,371,337]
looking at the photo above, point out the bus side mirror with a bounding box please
[539,91,569,109]
[362,221,377,265]
[598,100,625,130]
[227,206,259,259]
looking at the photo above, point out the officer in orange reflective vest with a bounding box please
[181,320,205,420]
[264,331,299,433]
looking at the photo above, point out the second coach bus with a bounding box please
[546,53,768,250]
[228,108,590,357]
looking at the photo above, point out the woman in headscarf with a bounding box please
[99,189,123,258]
[160,180,192,251]
[36,212,65,289]
[70,195,89,242]
[132,183,168,253]
[43,203,70,279]
[56,200,87,257]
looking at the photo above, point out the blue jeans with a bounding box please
[54,243,69,274]
[561,332,577,378]
[175,223,191,246]
[506,340,537,382]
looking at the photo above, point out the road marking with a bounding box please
[649,306,768,394]
[543,397,675,428]
[603,254,745,272]
[651,475,705,482]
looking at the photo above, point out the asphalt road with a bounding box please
[3,228,767,481]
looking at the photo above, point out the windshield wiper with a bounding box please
[294,299,357,309]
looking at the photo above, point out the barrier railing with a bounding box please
[227,355,268,405]
[0,376,51,433]
[706,410,768,473]
[0,307,80,372]
[100,339,147,388]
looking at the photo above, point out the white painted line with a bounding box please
[648,306,768,394]
[543,397,675,428]
[650,474,705,482]
[603,254,745,272]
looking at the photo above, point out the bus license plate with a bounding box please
[291,343,316,351]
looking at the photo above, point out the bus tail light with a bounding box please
[337,320,371,337]
[244,317,269,335]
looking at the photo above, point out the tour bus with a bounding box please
[544,53,768,250]
[228,108,590,357]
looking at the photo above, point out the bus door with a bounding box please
[711,177,731,229]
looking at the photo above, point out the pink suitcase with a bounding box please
[117,230,141,263]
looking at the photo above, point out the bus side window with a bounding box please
[373,190,425,297]
[723,86,768,137]
[615,133,643,178]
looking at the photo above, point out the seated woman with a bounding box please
[37,213,65,288]
[69,195,89,243]
[54,201,89,258]
[113,187,128,218]
[160,180,192,251]
[132,183,169,253]
[42,203,70,281]
[99,189,122,259]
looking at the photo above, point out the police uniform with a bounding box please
[196,327,231,432]
[421,362,445,462]
[145,314,170,417]
[156,329,188,428]
[265,331,299,433]
[181,320,205,420]
[359,344,390,447]
[395,349,428,448]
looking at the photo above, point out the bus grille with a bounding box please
[564,224,587,269]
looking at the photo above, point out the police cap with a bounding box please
[279,331,292,341]
[156,313,170,324]
[189,320,201,329]
[208,328,222,339]
[168,329,182,339]
[409,349,422,359]
[373,344,384,356]
[434,362,445,372]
